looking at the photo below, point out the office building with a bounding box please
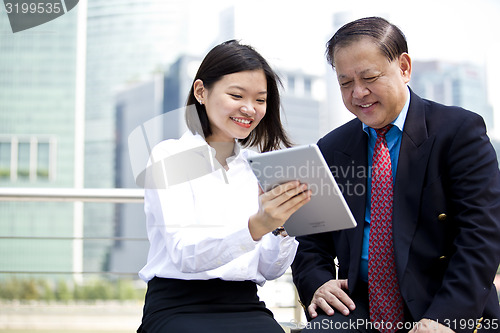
[0,0,193,280]
[411,60,494,131]
[280,70,322,145]
[83,0,190,273]
[0,6,80,279]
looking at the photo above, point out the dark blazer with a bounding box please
[292,89,500,332]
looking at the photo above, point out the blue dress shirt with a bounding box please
[359,88,410,282]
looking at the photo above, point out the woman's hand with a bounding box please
[248,181,311,240]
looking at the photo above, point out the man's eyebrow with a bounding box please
[337,69,379,80]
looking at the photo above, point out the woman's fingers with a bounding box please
[264,180,301,198]
[264,181,309,205]
[279,187,311,216]
[261,182,310,215]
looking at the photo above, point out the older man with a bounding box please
[292,17,500,333]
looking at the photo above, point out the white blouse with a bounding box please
[138,131,298,286]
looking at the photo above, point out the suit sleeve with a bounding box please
[292,231,338,311]
[291,137,339,310]
[423,113,500,329]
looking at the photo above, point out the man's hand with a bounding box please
[409,319,455,333]
[308,279,356,318]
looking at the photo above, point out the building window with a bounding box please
[288,76,295,92]
[17,142,30,179]
[0,142,10,179]
[37,142,50,179]
[304,78,312,95]
[0,136,56,182]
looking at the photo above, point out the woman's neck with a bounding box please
[207,140,235,170]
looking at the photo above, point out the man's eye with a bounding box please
[364,76,378,82]
[340,81,352,88]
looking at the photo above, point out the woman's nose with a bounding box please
[240,104,256,116]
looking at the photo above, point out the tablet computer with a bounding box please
[247,144,357,236]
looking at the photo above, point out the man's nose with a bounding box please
[352,82,369,99]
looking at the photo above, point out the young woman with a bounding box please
[137,40,311,333]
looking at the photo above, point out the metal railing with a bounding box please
[0,187,144,202]
[0,187,147,278]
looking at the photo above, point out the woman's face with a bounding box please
[196,69,268,143]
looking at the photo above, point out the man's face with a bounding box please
[333,37,411,129]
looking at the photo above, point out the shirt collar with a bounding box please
[182,130,247,164]
[362,86,410,134]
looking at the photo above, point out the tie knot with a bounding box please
[375,124,392,138]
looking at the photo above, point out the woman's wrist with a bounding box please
[248,215,267,241]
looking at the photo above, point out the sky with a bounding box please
[186,0,500,137]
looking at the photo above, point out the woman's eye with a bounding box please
[229,94,242,99]
[257,99,266,103]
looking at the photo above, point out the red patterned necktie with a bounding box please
[368,125,404,333]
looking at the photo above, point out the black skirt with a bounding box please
[138,277,284,333]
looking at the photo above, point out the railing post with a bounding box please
[72,201,84,283]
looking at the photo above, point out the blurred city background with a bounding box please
[1,0,500,332]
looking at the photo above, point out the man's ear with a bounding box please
[399,53,412,83]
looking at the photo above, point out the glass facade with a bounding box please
[0,0,193,280]
[410,60,494,131]
[0,7,78,279]
[83,0,189,273]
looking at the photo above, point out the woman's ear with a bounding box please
[193,79,205,104]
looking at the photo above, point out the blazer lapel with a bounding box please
[393,89,435,284]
